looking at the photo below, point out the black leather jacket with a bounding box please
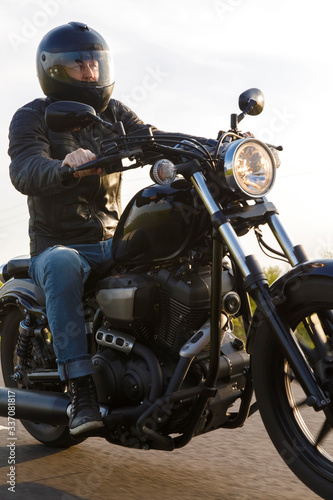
[8,98,162,256]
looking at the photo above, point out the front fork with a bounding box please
[191,171,330,410]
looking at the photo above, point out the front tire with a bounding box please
[252,277,333,499]
[0,307,85,448]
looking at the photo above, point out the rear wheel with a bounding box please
[252,277,333,499]
[1,308,85,447]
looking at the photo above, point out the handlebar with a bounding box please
[60,133,211,180]
[61,130,279,182]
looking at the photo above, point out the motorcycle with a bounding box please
[1,88,333,499]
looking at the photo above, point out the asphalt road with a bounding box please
[0,389,321,500]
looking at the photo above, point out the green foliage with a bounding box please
[264,265,282,286]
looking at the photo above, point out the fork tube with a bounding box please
[267,212,299,266]
[262,196,308,266]
[191,172,252,279]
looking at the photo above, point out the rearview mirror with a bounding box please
[238,88,264,116]
[45,101,97,133]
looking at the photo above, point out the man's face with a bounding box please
[65,59,99,82]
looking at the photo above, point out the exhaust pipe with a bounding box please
[0,387,69,425]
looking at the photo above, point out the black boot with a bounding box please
[68,375,103,435]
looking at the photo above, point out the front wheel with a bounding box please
[0,308,85,448]
[252,277,333,499]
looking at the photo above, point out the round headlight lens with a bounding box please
[224,139,276,198]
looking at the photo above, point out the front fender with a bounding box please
[246,258,333,353]
[0,278,46,322]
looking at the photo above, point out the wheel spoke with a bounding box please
[294,397,309,409]
[304,315,327,344]
[301,315,330,361]
[302,317,316,341]
[315,419,332,448]
[284,364,295,380]
[297,337,317,364]
[318,310,333,339]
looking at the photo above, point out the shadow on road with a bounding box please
[0,442,60,466]
[0,482,84,500]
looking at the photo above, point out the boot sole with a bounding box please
[70,419,104,436]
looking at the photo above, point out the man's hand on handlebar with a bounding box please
[61,148,103,177]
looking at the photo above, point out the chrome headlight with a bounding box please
[224,139,276,198]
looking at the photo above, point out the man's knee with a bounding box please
[45,246,84,277]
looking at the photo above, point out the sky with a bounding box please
[0,0,332,270]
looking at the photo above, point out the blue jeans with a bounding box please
[29,240,113,381]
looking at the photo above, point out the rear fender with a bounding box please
[0,278,46,322]
[246,259,333,353]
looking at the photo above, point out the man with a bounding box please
[8,22,206,436]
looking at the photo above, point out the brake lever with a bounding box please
[61,146,146,180]
[72,155,117,173]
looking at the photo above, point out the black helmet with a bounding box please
[36,22,114,113]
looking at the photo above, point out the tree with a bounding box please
[263,265,282,286]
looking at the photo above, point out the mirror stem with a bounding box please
[237,99,257,124]
[87,113,126,136]
[230,113,239,132]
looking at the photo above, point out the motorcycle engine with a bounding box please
[95,264,234,360]
[93,263,235,406]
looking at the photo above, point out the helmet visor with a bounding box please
[40,50,114,86]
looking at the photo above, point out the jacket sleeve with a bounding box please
[8,107,77,197]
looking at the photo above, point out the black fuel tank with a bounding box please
[112,180,201,264]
